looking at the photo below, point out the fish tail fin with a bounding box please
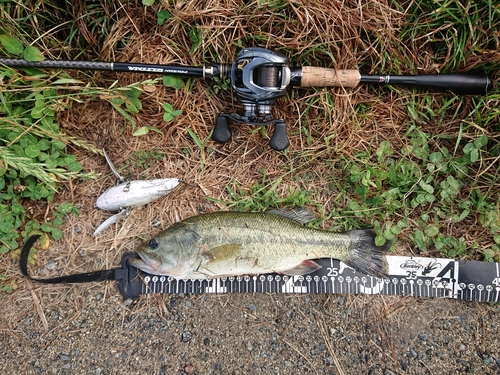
[342,229,391,279]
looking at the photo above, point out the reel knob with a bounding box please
[213,115,232,143]
[269,121,289,151]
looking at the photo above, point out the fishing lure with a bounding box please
[93,150,180,235]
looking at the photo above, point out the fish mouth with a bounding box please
[132,248,163,271]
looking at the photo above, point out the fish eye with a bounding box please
[148,238,159,249]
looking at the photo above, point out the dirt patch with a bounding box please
[2,289,499,374]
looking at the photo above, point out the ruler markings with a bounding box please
[496,263,500,303]
[119,255,500,302]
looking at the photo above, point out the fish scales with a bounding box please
[183,211,353,261]
[129,211,390,279]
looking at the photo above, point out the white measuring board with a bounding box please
[117,254,500,302]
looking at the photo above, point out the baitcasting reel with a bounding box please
[211,47,292,151]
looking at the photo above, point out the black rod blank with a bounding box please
[0,58,205,77]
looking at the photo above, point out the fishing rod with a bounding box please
[0,47,491,150]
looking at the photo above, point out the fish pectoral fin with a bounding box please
[203,244,243,263]
[281,260,321,276]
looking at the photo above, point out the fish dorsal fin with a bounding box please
[203,244,243,263]
[281,260,321,276]
[265,207,316,225]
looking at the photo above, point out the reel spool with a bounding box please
[212,47,291,151]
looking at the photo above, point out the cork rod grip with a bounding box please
[300,67,361,88]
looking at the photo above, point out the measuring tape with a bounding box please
[116,253,500,302]
[19,236,499,302]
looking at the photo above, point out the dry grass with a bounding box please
[0,0,498,329]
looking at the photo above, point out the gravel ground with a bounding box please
[1,283,499,374]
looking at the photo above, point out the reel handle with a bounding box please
[213,114,289,151]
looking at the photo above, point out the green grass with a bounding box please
[0,58,92,258]
[0,1,154,293]
[399,0,499,71]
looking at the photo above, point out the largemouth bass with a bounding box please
[129,209,390,279]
